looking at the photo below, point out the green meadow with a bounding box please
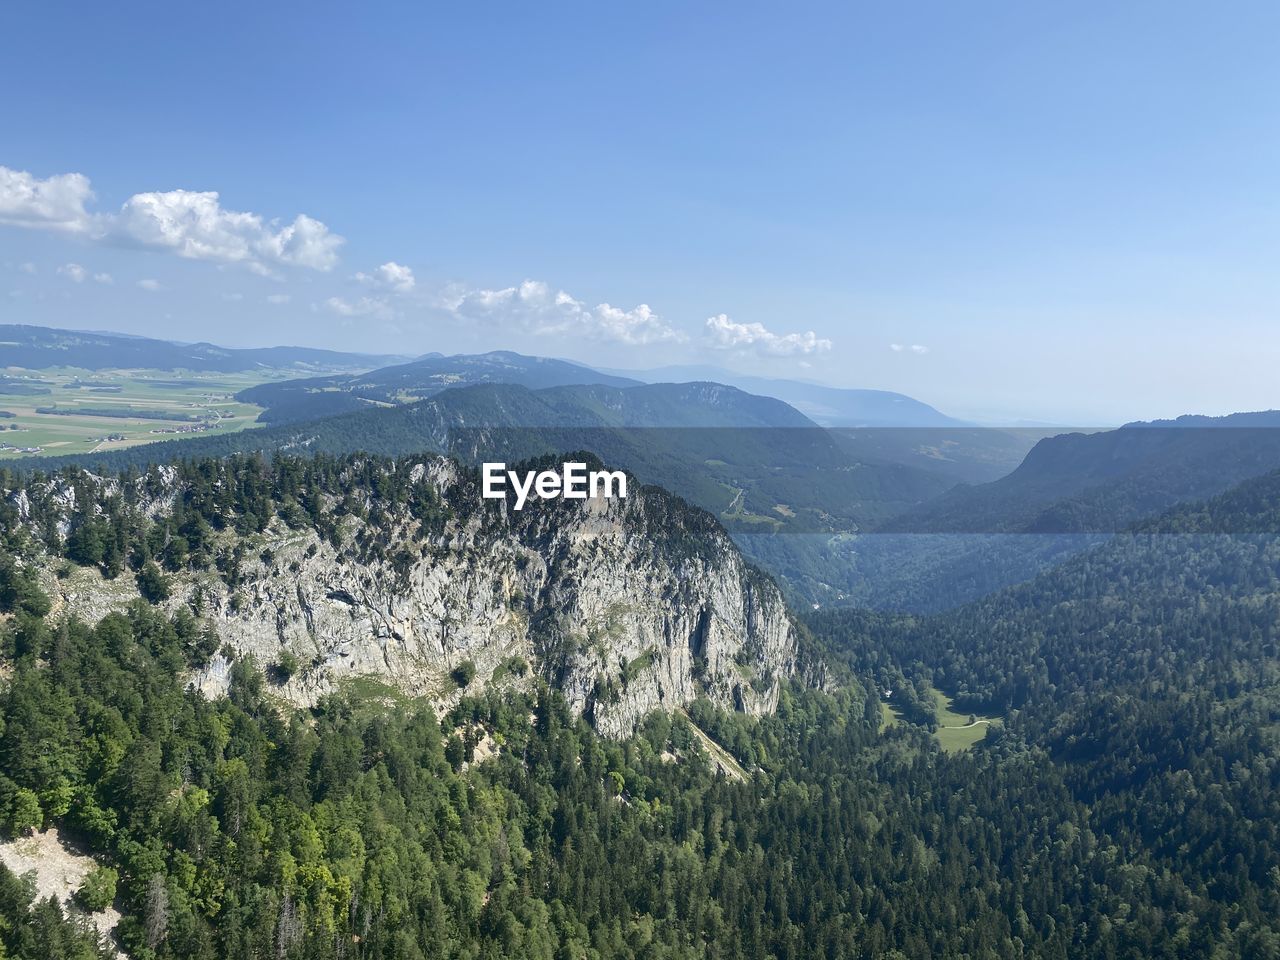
[930,688,1002,752]
[881,686,1002,752]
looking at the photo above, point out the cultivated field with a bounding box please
[0,367,289,458]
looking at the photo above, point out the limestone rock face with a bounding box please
[19,457,797,736]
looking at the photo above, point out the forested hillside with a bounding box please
[2,455,1280,957]
[237,351,641,423]
[7,587,1277,957]
[1,451,797,736]
[13,383,956,535]
[808,469,1280,958]
[883,412,1280,533]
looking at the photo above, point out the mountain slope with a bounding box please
[6,451,797,737]
[0,323,403,372]
[882,411,1280,533]
[238,350,643,422]
[829,426,1044,484]
[15,381,956,534]
[598,364,1041,484]
[806,468,1280,950]
[600,363,964,427]
[5,446,1279,958]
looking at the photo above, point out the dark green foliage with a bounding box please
[807,469,1280,958]
[2,455,1280,957]
[135,562,171,603]
[0,578,1276,955]
[271,651,300,683]
[450,660,476,688]
[0,863,111,959]
[36,405,202,422]
[0,554,51,617]
[6,788,42,835]
[76,867,118,912]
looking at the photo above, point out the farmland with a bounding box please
[0,367,286,458]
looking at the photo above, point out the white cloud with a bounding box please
[326,295,394,321]
[137,278,161,291]
[705,314,832,356]
[445,278,684,346]
[57,262,87,283]
[93,272,113,284]
[18,262,36,275]
[0,164,343,273]
[890,343,929,354]
[266,293,291,304]
[221,292,244,301]
[0,167,94,231]
[356,261,415,293]
[111,190,342,270]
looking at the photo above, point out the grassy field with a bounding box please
[0,367,297,459]
[880,687,1001,752]
[930,688,1002,752]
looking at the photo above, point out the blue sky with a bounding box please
[2,1,1279,423]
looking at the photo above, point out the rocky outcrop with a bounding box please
[16,457,797,736]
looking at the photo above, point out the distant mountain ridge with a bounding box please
[883,410,1280,533]
[230,349,1043,483]
[237,351,975,430]
[4,325,977,435]
[0,323,404,372]
[15,380,956,535]
[239,350,643,422]
[599,362,965,427]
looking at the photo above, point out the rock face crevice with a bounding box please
[18,457,798,737]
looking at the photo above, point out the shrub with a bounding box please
[271,651,300,683]
[7,788,42,835]
[77,866,118,911]
[136,562,171,604]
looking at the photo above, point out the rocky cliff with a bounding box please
[6,455,797,736]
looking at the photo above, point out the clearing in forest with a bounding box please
[931,688,1002,752]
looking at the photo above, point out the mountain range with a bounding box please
[15,380,958,536]
[237,351,644,423]
[598,363,965,427]
[882,410,1280,533]
[10,323,1280,613]
[4,325,1280,957]
[0,323,403,372]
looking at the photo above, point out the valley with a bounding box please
[4,9,1276,955]
[1,327,1279,958]
[879,687,1003,752]
[0,368,272,457]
